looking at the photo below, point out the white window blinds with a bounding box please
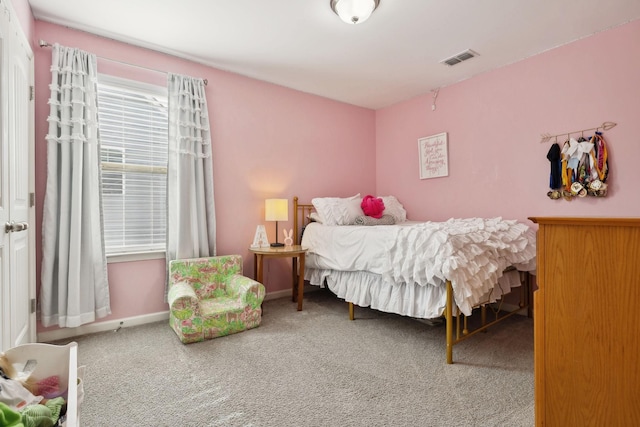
[97,75,168,255]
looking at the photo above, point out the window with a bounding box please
[97,75,168,257]
[100,147,124,195]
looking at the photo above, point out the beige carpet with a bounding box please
[55,288,534,427]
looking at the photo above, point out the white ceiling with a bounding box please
[28,0,640,109]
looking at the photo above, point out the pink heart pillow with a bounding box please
[361,195,385,219]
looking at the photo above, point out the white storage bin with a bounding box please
[4,342,81,427]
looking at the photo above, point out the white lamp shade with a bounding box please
[331,0,379,25]
[265,199,289,221]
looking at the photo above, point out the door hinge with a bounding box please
[29,192,35,207]
[29,86,34,101]
[30,298,36,314]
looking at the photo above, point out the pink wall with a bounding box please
[376,19,640,224]
[33,21,376,332]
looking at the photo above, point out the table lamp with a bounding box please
[265,198,288,247]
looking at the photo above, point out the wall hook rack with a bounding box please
[540,121,616,143]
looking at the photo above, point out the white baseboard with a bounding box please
[263,288,292,301]
[37,311,171,343]
[491,302,530,316]
[263,286,319,302]
[37,289,299,342]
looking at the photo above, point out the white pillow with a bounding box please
[379,196,407,222]
[311,194,363,226]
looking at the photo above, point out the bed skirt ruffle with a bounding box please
[304,267,524,319]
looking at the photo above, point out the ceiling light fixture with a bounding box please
[330,0,380,25]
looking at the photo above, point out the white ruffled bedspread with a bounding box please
[301,218,536,318]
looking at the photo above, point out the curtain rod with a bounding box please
[38,39,208,86]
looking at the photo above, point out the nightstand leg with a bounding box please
[297,253,305,311]
[292,257,298,302]
[256,254,264,284]
[253,254,257,280]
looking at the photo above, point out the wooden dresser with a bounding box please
[529,217,640,426]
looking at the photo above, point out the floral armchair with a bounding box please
[168,255,266,344]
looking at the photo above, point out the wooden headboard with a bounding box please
[293,196,314,245]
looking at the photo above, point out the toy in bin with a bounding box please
[1,342,81,427]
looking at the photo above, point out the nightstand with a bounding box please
[249,245,308,311]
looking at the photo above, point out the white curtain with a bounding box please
[166,73,216,298]
[40,44,111,328]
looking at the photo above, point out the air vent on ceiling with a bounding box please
[441,49,479,67]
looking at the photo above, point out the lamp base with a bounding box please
[270,242,285,247]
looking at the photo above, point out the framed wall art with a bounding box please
[418,132,448,179]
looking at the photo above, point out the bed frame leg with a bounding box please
[349,302,355,320]
[446,280,454,364]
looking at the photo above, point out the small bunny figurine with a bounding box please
[283,229,293,247]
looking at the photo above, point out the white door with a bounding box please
[0,2,36,352]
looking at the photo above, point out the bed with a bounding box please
[293,195,536,364]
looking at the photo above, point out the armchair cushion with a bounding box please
[168,255,265,343]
